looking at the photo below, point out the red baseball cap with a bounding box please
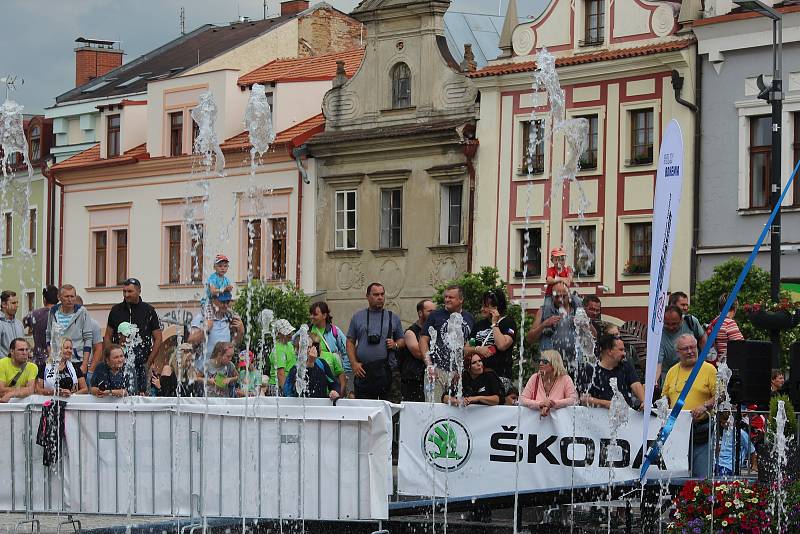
[214,254,230,265]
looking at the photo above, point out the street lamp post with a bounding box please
[734,0,783,364]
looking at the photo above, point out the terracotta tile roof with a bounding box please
[220,113,326,152]
[238,48,365,86]
[51,142,149,172]
[467,39,695,79]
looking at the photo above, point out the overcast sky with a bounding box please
[1,0,361,115]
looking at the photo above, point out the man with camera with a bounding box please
[188,290,245,373]
[346,283,404,400]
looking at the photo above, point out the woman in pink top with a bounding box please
[520,349,578,416]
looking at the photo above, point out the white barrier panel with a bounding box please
[0,396,394,520]
[398,403,692,498]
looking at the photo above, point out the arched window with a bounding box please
[391,63,411,109]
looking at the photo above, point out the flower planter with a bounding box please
[748,309,800,331]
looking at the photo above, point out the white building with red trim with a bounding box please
[468,0,698,323]
[48,47,367,326]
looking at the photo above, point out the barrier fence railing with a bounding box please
[0,396,394,524]
[1,398,796,526]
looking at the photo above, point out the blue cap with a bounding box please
[216,291,233,302]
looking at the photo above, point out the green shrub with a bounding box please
[692,258,798,365]
[233,280,310,354]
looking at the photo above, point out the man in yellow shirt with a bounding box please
[0,338,38,402]
[661,333,716,478]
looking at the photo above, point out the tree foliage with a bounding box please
[233,280,310,354]
[692,258,799,365]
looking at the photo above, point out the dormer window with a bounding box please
[107,115,121,157]
[29,126,41,161]
[391,63,411,109]
[583,0,604,46]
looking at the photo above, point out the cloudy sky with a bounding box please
[2,0,361,115]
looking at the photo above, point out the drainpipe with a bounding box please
[670,67,701,294]
[58,180,65,287]
[292,145,309,287]
[463,138,479,273]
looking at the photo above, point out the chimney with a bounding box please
[74,37,124,88]
[281,0,310,16]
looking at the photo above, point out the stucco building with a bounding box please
[693,1,800,284]
[468,0,699,323]
[0,115,54,315]
[307,0,482,326]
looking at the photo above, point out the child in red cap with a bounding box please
[544,246,573,297]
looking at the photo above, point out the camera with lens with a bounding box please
[367,334,381,345]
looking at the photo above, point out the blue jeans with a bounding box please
[692,441,711,478]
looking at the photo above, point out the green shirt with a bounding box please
[318,350,343,377]
[269,342,297,386]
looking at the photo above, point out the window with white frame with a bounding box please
[87,204,130,288]
[440,183,463,245]
[25,291,35,315]
[571,225,596,276]
[335,190,357,250]
[516,227,542,278]
[379,188,402,249]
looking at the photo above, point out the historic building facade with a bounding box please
[307,0,481,326]
[694,2,800,284]
[469,0,698,323]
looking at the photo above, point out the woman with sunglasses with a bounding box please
[520,349,577,416]
[442,354,503,406]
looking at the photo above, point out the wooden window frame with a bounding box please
[521,120,545,174]
[169,111,184,156]
[28,208,37,253]
[749,115,771,209]
[391,63,412,109]
[516,227,543,279]
[577,115,599,170]
[3,211,12,256]
[114,229,127,286]
[269,217,287,281]
[630,109,654,165]
[627,222,652,273]
[572,225,597,277]
[94,230,108,287]
[379,188,403,249]
[583,0,604,46]
[107,115,121,158]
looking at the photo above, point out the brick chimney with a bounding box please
[281,0,310,16]
[74,37,124,87]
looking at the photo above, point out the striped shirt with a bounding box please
[713,316,744,358]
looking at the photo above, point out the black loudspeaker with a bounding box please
[788,342,800,409]
[726,340,772,408]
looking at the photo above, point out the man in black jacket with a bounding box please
[104,278,162,394]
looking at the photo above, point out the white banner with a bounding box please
[0,396,394,520]
[398,403,691,497]
[642,119,685,464]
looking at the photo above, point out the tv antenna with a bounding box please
[0,75,24,100]
[180,7,186,35]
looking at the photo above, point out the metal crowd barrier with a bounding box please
[0,396,394,529]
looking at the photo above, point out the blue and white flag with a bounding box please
[641,119,684,471]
